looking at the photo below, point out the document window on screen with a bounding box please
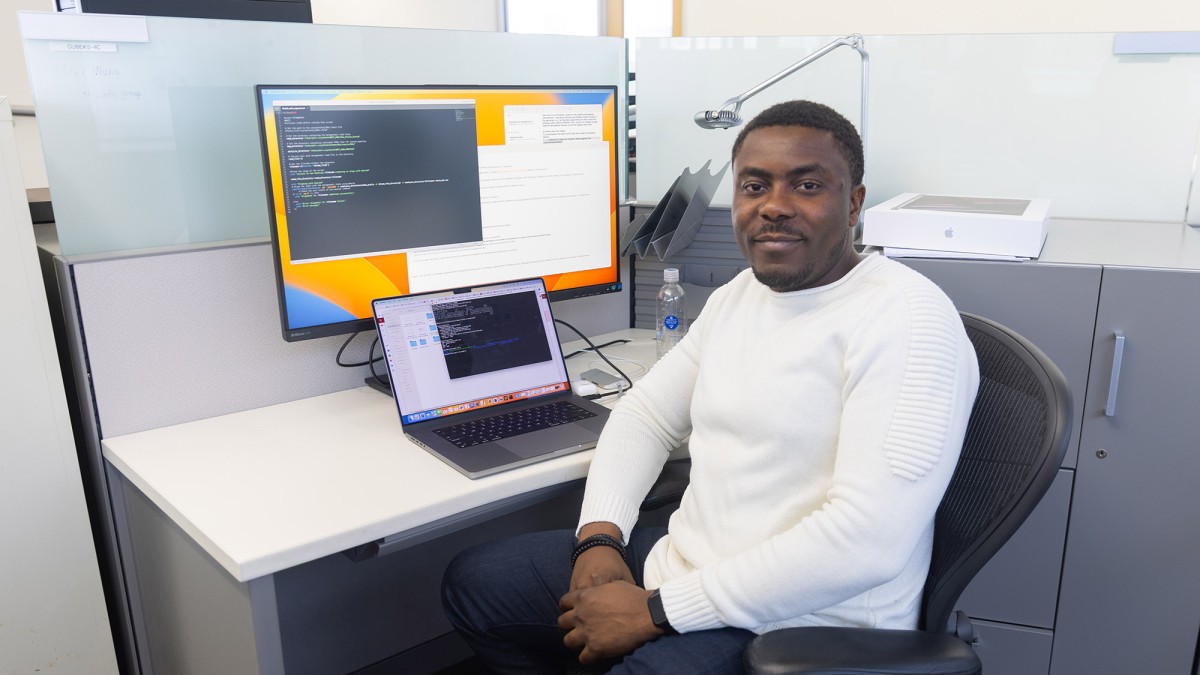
[405,114,613,292]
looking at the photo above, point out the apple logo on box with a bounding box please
[944,227,954,238]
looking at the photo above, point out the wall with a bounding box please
[311,0,501,31]
[681,0,1200,36]
[1,1,53,189]
[0,99,118,674]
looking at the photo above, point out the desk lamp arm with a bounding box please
[696,34,869,156]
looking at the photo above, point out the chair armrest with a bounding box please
[743,626,981,675]
[639,458,691,511]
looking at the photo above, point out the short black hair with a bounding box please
[731,100,864,186]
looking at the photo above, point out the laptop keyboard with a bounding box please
[433,400,598,448]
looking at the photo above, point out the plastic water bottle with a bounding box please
[655,268,687,359]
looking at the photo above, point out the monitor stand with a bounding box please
[365,373,393,397]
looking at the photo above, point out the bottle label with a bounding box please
[663,315,680,330]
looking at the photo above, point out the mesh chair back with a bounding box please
[920,313,1072,632]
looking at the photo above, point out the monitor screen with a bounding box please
[255,84,623,341]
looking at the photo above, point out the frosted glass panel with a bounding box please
[636,33,1200,223]
[19,12,627,255]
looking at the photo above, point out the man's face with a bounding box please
[731,125,866,293]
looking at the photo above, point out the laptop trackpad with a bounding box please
[499,425,588,459]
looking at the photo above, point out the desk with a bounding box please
[102,329,660,675]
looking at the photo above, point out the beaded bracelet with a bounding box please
[571,533,627,567]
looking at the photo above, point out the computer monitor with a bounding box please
[255,84,623,341]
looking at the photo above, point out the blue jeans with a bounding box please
[441,528,756,674]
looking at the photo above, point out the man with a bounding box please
[442,100,980,674]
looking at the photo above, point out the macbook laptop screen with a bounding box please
[374,278,571,425]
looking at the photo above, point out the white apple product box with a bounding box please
[862,193,1051,258]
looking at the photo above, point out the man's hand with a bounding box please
[570,523,634,592]
[558,580,662,664]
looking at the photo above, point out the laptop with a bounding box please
[372,277,611,478]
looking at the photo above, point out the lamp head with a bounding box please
[694,109,743,129]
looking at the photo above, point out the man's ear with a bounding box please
[848,184,867,227]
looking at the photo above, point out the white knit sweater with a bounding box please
[577,254,979,634]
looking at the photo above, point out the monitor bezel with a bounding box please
[254,83,623,342]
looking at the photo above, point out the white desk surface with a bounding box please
[102,328,657,583]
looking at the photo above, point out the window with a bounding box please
[505,0,602,36]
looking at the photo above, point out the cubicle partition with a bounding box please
[633,32,1200,221]
[18,12,629,256]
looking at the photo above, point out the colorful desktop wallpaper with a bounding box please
[258,86,620,337]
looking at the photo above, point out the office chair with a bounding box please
[640,312,1072,675]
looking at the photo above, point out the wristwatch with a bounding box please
[647,589,677,635]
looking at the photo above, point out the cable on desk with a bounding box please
[563,338,631,360]
[554,319,634,398]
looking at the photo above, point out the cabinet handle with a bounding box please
[1105,332,1125,417]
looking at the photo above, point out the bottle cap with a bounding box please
[663,268,680,283]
